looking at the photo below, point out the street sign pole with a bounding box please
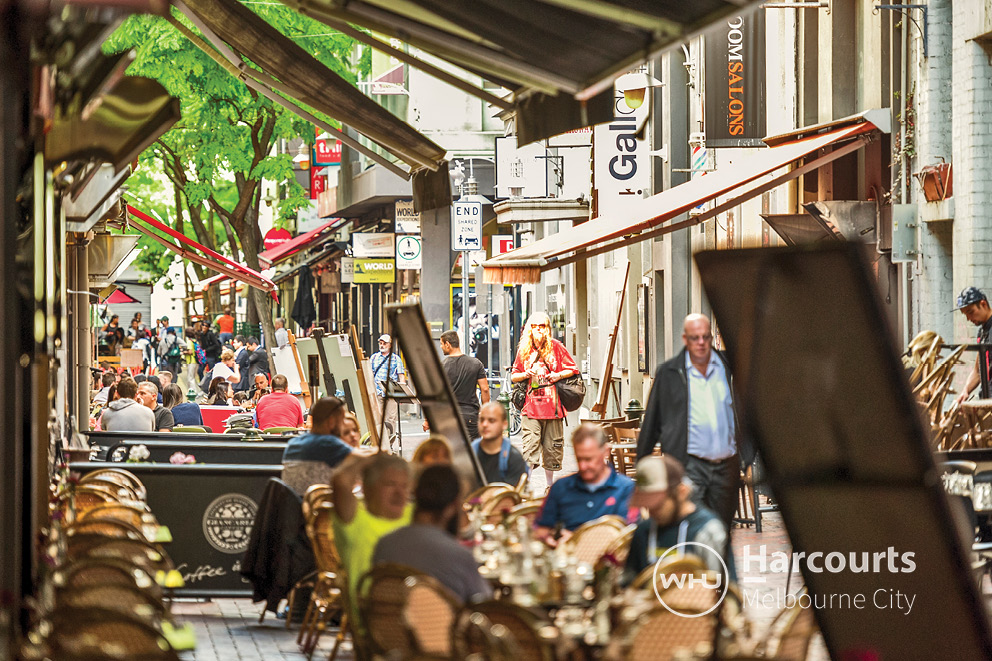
[463,251,470,355]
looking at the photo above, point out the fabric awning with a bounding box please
[483,114,886,284]
[125,205,278,299]
[199,273,230,292]
[258,219,340,266]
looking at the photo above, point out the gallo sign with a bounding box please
[354,258,395,283]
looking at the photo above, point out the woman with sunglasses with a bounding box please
[511,311,578,488]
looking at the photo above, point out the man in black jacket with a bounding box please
[246,336,269,379]
[637,314,754,530]
[233,335,250,392]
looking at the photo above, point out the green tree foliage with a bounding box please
[104,6,363,330]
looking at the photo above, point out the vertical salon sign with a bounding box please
[704,12,766,147]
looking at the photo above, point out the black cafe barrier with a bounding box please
[103,440,287,465]
[85,430,296,451]
[70,462,281,597]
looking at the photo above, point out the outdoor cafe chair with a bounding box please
[77,477,142,502]
[609,426,640,476]
[615,605,716,661]
[596,524,636,570]
[56,582,169,624]
[79,502,147,529]
[80,468,146,496]
[453,600,558,661]
[505,500,544,528]
[60,485,118,514]
[630,554,709,591]
[752,588,817,660]
[565,515,629,565]
[301,484,332,520]
[295,502,345,652]
[481,488,524,524]
[67,517,145,542]
[67,535,174,575]
[42,605,180,661]
[358,564,458,660]
[452,610,519,661]
[53,557,163,601]
[465,483,515,512]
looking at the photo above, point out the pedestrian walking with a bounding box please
[636,313,754,531]
[370,333,406,451]
[511,311,578,488]
[439,329,489,440]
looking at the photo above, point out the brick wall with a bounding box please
[951,4,992,341]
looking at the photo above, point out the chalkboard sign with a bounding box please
[70,463,281,597]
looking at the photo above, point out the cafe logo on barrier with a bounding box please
[202,493,257,554]
[652,542,729,618]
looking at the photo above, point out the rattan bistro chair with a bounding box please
[617,605,716,661]
[56,583,169,624]
[565,515,628,565]
[453,601,558,661]
[296,502,348,659]
[66,517,146,541]
[67,535,174,575]
[80,468,146,497]
[79,503,147,529]
[358,564,459,660]
[44,606,180,660]
[505,500,544,528]
[54,557,163,601]
[480,488,523,524]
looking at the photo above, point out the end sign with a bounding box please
[451,201,483,251]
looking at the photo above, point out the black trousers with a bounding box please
[685,454,740,531]
[459,407,479,441]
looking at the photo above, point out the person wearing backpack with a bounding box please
[157,327,183,377]
[471,402,529,487]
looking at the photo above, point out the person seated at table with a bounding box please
[624,455,734,584]
[255,374,304,430]
[411,435,452,465]
[332,453,412,618]
[206,377,232,406]
[473,402,529,486]
[281,396,352,496]
[373,464,490,604]
[534,423,635,547]
[163,384,202,428]
[100,377,155,432]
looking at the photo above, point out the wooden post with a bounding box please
[349,326,380,449]
[591,262,631,417]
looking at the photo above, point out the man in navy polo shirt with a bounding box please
[534,423,635,546]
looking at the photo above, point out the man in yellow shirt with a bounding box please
[331,452,412,619]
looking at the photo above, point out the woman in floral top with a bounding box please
[511,311,578,488]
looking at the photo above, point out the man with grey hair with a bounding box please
[636,313,754,531]
[136,381,174,432]
[534,423,634,546]
[332,452,412,615]
[274,317,288,348]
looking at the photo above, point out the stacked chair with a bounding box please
[21,467,190,660]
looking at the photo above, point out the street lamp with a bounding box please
[615,72,665,111]
[293,143,310,170]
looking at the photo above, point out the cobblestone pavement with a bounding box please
[175,412,827,661]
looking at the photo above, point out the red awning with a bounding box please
[200,273,230,292]
[125,205,278,300]
[259,219,340,266]
[101,288,141,305]
[483,114,886,284]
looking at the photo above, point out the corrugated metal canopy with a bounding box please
[278,0,765,142]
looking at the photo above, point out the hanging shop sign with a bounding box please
[396,235,422,270]
[310,167,327,200]
[314,136,341,166]
[593,68,650,219]
[341,257,354,284]
[352,232,395,258]
[703,12,766,147]
[353,258,395,283]
[394,199,421,233]
[492,234,515,256]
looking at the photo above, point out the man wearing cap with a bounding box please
[370,333,406,450]
[636,314,754,531]
[625,455,732,584]
[954,287,992,405]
